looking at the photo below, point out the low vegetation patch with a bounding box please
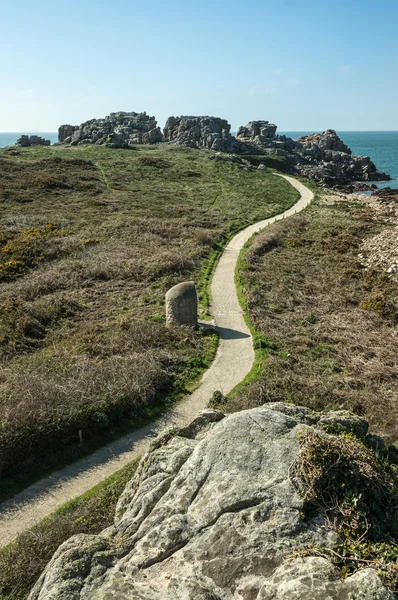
[0,156,104,203]
[229,194,398,442]
[291,430,398,593]
[243,153,293,172]
[0,460,138,600]
[0,143,298,491]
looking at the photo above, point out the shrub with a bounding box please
[290,430,398,592]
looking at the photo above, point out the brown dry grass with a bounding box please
[0,143,298,485]
[231,194,398,442]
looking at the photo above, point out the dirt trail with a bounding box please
[0,175,313,547]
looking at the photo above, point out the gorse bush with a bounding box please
[0,223,73,282]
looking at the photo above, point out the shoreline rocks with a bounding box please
[358,187,398,279]
[15,135,51,147]
[29,404,394,600]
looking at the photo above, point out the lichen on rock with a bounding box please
[28,404,395,599]
[58,112,163,148]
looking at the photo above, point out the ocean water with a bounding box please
[280,131,398,189]
[0,132,58,148]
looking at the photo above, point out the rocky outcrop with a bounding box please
[15,135,51,147]
[58,124,78,143]
[292,130,390,187]
[234,123,390,188]
[163,116,241,153]
[371,187,398,203]
[58,112,163,148]
[296,129,352,154]
[29,404,393,600]
[236,120,277,143]
[56,110,390,188]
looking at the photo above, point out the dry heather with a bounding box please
[0,143,298,488]
[231,193,398,442]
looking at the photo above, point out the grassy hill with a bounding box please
[0,143,298,491]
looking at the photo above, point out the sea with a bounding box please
[0,132,58,148]
[0,130,397,189]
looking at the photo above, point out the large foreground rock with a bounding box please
[29,404,393,600]
[58,112,163,148]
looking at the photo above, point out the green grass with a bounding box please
[0,460,139,600]
[0,143,298,493]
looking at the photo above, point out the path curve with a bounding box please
[0,175,313,547]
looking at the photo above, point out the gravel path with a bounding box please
[0,175,313,547]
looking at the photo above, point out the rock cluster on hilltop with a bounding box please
[291,130,388,187]
[236,120,278,143]
[163,115,241,153]
[29,404,394,600]
[15,135,51,147]
[56,111,390,188]
[296,129,352,154]
[57,112,163,148]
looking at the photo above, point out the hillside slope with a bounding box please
[230,190,398,442]
[0,144,298,490]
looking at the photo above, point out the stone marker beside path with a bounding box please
[165,281,198,327]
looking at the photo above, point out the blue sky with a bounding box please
[1,0,397,131]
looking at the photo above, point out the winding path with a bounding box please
[0,175,313,547]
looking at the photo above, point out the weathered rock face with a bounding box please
[15,135,51,147]
[236,120,277,143]
[297,129,352,154]
[233,125,390,187]
[29,404,393,600]
[292,130,390,186]
[58,124,78,143]
[58,112,163,148]
[163,115,241,153]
